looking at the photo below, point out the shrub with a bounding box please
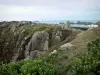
[70,38,100,75]
[0,59,57,75]
[20,59,56,75]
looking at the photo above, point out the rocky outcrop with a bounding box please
[0,22,73,62]
[53,36,61,45]
[50,27,62,46]
[25,31,49,59]
[11,31,49,61]
[11,34,32,61]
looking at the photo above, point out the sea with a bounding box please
[39,20,100,28]
[39,20,99,24]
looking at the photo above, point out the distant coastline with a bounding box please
[39,20,100,24]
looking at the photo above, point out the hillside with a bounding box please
[50,28,100,66]
[71,28,100,56]
[0,21,100,75]
[0,21,78,63]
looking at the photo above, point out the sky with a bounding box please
[0,0,100,21]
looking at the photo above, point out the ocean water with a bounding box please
[39,20,99,24]
[39,20,100,28]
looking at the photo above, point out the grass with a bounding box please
[46,28,100,67]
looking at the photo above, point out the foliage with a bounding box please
[22,25,53,36]
[70,38,100,75]
[0,28,16,63]
[0,59,57,75]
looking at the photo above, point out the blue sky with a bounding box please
[0,0,100,21]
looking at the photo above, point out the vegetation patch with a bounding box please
[70,38,100,75]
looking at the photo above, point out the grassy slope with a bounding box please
[70,28,100,57]
[55,28,100,66]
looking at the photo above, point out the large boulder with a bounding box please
[25,31,49,58]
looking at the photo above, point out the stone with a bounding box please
[25,31,49,58]
[49,50,57,56]
[53,36,61,45]
[29,50,41,59]
[60,43,74,50]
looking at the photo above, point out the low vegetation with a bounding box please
[70,38,100,75]
[0,38,100,75]
[0,59,57,75]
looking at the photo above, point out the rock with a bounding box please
[53,36,61,45]
[11,30,49,61]
[11,34,32,61]
[49,50,58,56]
[10,25,17,32]
[60,43,74,50]
[56,31,62,37]
[25,31,49,58]
[51,30,62,45]
[0,22,74,62]
[30,50,41,59]
[25,42,31,58]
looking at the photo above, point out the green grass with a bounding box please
[46,28,100,67]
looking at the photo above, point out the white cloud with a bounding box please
[0,0,100,21]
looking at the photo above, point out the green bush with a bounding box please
[70,38,100,75]
[20,59,56,75]
[0,59,57,75]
